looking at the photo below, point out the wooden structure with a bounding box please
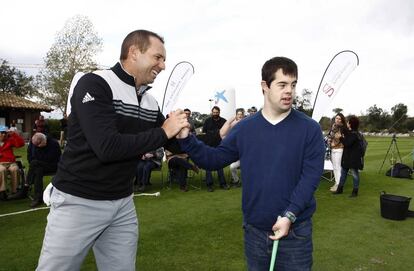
[0,92,52,140]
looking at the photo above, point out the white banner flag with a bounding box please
[312,50,359,122]
[209,87,236,120]
[161,61,194,116]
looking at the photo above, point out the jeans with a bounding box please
[339,167,359,188]
[244,220,313,271]
[205,168,226,187]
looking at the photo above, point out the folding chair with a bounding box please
[321,159,334,182]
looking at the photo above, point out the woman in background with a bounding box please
[334,115,363,197]
[327,113,347,192]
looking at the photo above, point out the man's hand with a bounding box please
[269,217,291,240]
[161,110,189,139]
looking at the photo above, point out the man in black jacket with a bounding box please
[36,30,189,271]
[202,106,228,191]
[28,133,61,207]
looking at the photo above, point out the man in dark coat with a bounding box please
[201,106,228,191]
[28,133,61,207]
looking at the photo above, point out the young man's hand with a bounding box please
[176,126,190,139]
[269,217,291,240]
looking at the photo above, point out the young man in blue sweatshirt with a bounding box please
[178,57,325,270]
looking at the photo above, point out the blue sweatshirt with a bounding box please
[179,110,325,230]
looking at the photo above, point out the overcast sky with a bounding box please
[1,0,413,118]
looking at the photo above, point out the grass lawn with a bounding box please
[0,136,413,270]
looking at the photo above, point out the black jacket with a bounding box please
[201,116,226,147]
[28,137,61,166]
[340,130,363,170]
[53,63,168,200]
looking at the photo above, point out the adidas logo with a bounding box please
[82,92,95,103]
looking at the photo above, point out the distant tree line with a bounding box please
[293,90,414,133]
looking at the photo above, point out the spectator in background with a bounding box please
[326,113,347,192]
[33,115,49,135]
[333,115,363,197]
[135,148,164,192]
[0,126,25,200]
[202,106,228,192]
[27,133,61,207]
[9,120,18,132]
[165,145,199,192]
[247,106,257,116]
[229,108,246,187]
[184,108,196,135]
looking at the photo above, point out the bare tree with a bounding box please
[37,15,103,113]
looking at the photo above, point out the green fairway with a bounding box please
[0,136,413,270]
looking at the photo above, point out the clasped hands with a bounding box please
[161,109,191,139]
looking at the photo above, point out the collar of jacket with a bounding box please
[111,62,152,95]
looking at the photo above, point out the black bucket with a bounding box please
[380,191,411,220]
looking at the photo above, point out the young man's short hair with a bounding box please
[261,57,298,88]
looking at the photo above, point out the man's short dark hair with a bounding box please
[120,30,164,60]
[261,57,298,88]
[211,106,220,112]
[184,108,191,113]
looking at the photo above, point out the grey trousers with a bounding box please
[36,187,138,271]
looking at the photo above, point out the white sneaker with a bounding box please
[330,184,338,192]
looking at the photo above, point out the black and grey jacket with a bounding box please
[53,62,167,200]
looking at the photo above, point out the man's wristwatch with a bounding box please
[283,211,296,223]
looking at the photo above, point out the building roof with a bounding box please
[0,92,52,112]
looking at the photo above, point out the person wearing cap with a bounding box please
[0,125,25,200]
